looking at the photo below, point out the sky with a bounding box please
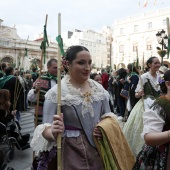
[0,0,170,41]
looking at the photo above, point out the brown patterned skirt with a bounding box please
[35,133,104,170]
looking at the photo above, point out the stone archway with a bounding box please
[1,56,14,66]
[117,63,126,69]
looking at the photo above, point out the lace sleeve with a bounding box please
[30,123,56,152]
[135,74,147,92]
[45,85,58,103]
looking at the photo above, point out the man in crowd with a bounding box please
[27,58,57,125]
[31,67,38,82]
[0,63,7,78]
[0,66,23,120]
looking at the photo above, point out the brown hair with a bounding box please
[0,89,11,111]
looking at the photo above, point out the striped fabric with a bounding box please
[34,74,57,125]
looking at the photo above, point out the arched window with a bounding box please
[148,22,152,29]
[1,56,13,64]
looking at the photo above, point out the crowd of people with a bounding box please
[1,45,170,169]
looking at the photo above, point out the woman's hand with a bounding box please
[112,78,117,84]
[51,114,65,140]
[34,81,41,94]
[11,110,17,116]
[127,76,131,83]
[136,90,144,98]
[93,127,102,140]
[119,78,125,84]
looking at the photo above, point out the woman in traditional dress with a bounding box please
[30,46,116,169]
[133,70,170,169]
[90,73,114,112]
[123,63,139,112]
[90,73,102,85]
[123,56,160,156]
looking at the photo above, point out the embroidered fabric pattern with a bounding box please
[146,72,160,91]
[45,75,109,117]
[81,92,94,117]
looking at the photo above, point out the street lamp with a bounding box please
[156,29,168,65]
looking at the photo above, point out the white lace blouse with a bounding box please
[135,72,160,110]
[135,72,160,92]
[31,75,116,152]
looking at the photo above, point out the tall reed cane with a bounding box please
[166,18,170,59]
[167,18,170,36]
[136,48,145,110]
[57,13,62,170]
[33,14,48,160]
[138,70,145,111]
[35,14,48,127]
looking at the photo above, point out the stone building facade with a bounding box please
[112,8,170,69]
[0,19,58,71]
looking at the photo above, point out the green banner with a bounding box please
[40,25,49,64]
[56,35,66,57]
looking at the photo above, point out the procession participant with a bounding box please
[27,58,57,125]
[122,63,139,112]
[108,71,115,108]
[159,65,168,74]
[115,68,127,120]
[18,71,28,111]
[31,67,38,82]
[0,89,30,148]
[31,45,119,169]
[90,73,102,84]
[0,67,23,121]
[101,68,109,90]
[25,73,33,108]
[123,56,161,156]
[90,73,114,112]
[0,62,7,78]
[133,70,170,170]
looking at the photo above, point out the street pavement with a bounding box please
[6,107,35,170]
[5,107,124,170]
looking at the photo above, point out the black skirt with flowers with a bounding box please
[133,144,169,170]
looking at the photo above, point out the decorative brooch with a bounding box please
[82,92,92,102]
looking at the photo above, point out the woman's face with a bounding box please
[127,67,130,74]
[69,50,92,83]
[148,58,160,72]
[94,75,102,84]
[165,81,170,90]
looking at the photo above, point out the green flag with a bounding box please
[167,36,170,59]
[56,35,66,57]
[136,57,139,69]
[40,25,49,64]
[136,48,139,69]
[24,48,28,57]
[18,56,21,68]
